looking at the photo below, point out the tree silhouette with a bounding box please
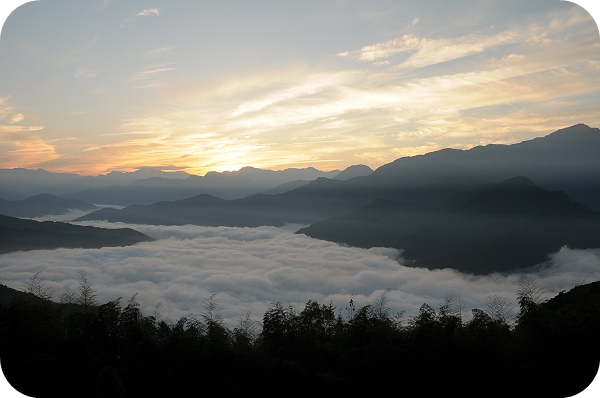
[370,288,392,320]
[439,290,466,323]
[76,270,98,314]
[516,274,545,321]
[23,271,53,301]
[485,295,515,326]
[59,284,77,304]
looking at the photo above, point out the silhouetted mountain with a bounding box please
[288,124,600,218]
[75,124,600,233]
[0,194,97,218]
[76,175,370,226]
[333,164,373,180]
[298,176,600,274]
[252,124,600,223]
[62,181,202,207]
[0,168,82,199]
[75,193,287,227]
[0,167,190,199]
[360,124,600,209]
[259,164,373,195]
[75,168,191,190]
[0,166,341,205]
[62,166,341,205]
[258,179,311,195]
[235,166,340,185]
[250,124,600,217]
[4,124,600,212]
[0,214,153,254]
[0,187,25,201]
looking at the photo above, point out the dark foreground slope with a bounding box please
[0,214,153,253]
[298,177,600,274]
[0,280,598,397]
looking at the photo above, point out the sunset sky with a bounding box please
[1,0,599,176]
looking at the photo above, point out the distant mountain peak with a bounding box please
[495,176,537,189]
[531,123,598,144]
[551,123,592,133]
[334,164,374,180]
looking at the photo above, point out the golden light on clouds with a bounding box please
[0,96,56,168]
[0,129,58,169]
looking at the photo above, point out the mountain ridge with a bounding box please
[0,194,97,218]
[0,165,344,204]
[2,124,599,208]
[76,124,600,229]
[298,176,600,274]
[61,166,343,205]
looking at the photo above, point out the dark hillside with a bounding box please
[0,194,97,218]
[513,280,600,397]
[0,214,153,253]
[365,124,600,209]
[299,177,600,274]
[0,279,598,397]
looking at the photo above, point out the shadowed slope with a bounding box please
[0,194,97,218]
[298,177,600,274]
[0,214,153,253]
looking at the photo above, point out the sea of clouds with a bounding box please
[1,215,599,328]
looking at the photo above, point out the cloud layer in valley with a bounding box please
[1,221,598,327]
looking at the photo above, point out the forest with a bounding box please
[0,272,598,398]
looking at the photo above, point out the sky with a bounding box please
[0,0,599,176]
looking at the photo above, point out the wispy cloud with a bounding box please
[350,30,518,67]
[81,34,100,53]
[356,34,421,61]
[100,0,114,11]
[127,64,175,89]
[122,8,160,27]
[342,6,595,72]
[230,72,349,118]
[9,113,24,124]
[0,96,17,122]
[145,46,175,58]
[137,8,160,18]
[0,96,39,129]
[0,129,58,169]
[74,66,98,80]
[0,97,60,169]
